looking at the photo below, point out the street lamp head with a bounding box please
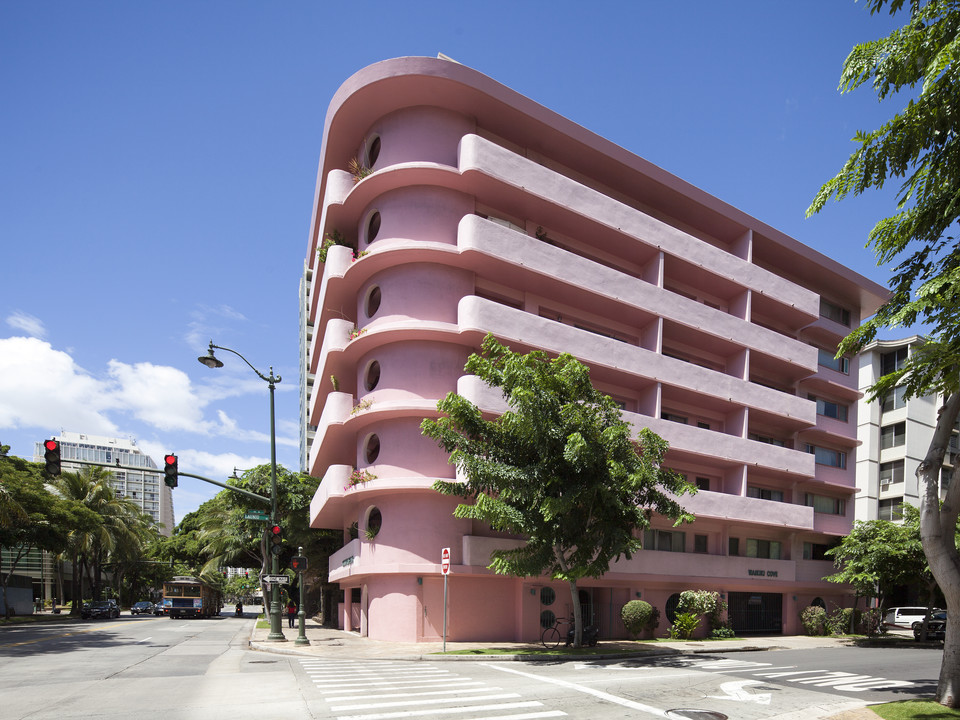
[198,341,224,369]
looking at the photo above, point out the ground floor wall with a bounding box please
[334,571,854,642]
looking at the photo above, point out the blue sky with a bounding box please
[1,2,905,522]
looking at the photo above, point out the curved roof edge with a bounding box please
[307,56,889,315]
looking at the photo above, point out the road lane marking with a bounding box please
[707,679,772,704]
[487,664,668,718]
[337,702,547,719]
[332,692,521,711]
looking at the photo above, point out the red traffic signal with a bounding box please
[269,524,283,555]
[43,439,61,476]
[163,454,178,488]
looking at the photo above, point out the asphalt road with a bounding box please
[0,614,944,720]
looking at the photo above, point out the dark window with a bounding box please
[366,135,381,167]
[880,460,904,485]
[880,422,906,450]
[694,534,708,553]
[819,298,851,326]
[881,347,908,376]
[695,476,710,491]
[879,497,903,521]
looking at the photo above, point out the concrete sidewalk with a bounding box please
[247,618,881,719]
[248,615,856,660]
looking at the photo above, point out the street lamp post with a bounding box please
[198,340,286,642]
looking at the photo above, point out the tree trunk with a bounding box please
[918,391,960,707]
[567,579,582,648]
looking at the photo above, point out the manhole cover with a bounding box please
[666,711,728,720]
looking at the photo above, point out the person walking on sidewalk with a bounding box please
[287,600,297,628]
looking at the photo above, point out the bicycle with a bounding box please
[540,615,571,649]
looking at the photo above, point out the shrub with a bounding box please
[860,608,883,637]
[801,605,828,636]
[318,230,348,263]
[711,627,736,639]
[668,611,700,640]
[828,607,856,636]
[621,600,659,638]
[677,590,718,616]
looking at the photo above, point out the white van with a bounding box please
[884,606,937,629]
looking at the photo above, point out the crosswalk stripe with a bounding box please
[333,692,520,711]
[337,701,545,720]
[326,685,494,702]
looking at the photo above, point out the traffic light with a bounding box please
[43,439,61,476]
[269,524,283,556]
[163,454,178,488]
[291,555,307,573]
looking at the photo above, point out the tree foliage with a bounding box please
[809,0,960,706]
[824,513,925,604]
[421,334,692,646]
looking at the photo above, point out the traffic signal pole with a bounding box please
[50,458,271,506]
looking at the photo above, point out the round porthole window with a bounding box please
[540,587,556,606]
[540,610,556,629]
[665,592,682,624]
[364,434,380,464]
[366,135,381,168]
[365,361,381,391]
[366,507,382,538]
[366,211,381,245]
[365,285,382,318]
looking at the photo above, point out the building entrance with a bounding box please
[728,592,782,634]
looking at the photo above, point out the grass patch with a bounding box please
[872,699,960,719]
[0,613,81,627]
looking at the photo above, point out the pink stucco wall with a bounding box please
[305,57,890,643]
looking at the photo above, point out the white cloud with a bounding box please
[0,337,118,434]
[6,311,47,339]
[107,360,209,433]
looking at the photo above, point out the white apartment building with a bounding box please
[856,336,956,522]
[36,432,175,535]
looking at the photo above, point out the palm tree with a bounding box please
[49,466,147,612]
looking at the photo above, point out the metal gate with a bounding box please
[728,592,782,634]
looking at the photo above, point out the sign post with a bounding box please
[441,547,450,652]
[293,546,309,646]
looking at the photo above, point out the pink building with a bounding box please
[300,57,888,642]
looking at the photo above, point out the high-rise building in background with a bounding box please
[856,336,956,523]
[36,431,175,535]
[300,57,889,642]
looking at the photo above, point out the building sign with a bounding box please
[747,568,778,578]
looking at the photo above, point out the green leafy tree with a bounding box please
[194,464,335,622]
[0,450,93,616]
[824,517,920,608]
[808,0,960,704]
[421,335,693,647]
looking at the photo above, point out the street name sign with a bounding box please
[244,511,269,521]
[260,574,290,584]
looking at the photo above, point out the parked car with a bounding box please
[83,599,121,619]
[913,611,947,641]
[131,601,154,615]
[884,606,938,629]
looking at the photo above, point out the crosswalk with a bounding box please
[300,659,566,720]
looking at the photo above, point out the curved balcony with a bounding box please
[680,491,814,530]
[458,133,820,324]
[458,295,815,430]
[310,464,437,529]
